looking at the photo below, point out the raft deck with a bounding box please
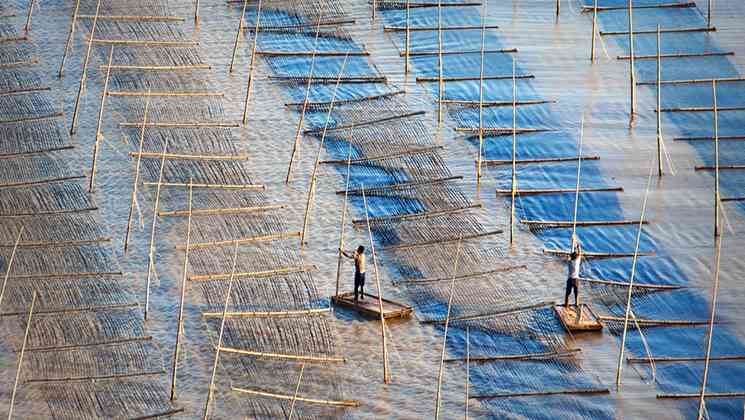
[332,292,413,319]
[555,304,604,332]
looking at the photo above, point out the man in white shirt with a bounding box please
[341,245,366,301]
[564,239,582,308]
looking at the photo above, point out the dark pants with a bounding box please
[354,271,366,301]
[564,277,579,307]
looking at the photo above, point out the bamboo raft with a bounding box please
[331,292,413,319]
[554,304,604,332]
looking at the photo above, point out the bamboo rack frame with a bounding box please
[0,237,110,248]
[0,86,51,96]
[202,308,330,318]
[0,207,98,218]
[401,48,517,57]
[0,37,29,43]
[89,46,114,192]
[455,127,555,134]
[352,205,481,226]
[695,165,745,171]
[0,302,135,317]
[0,59,39,68]
[0,112,64,125]
[218,346,345,363]
[231,386,359,407]
[0,175,87,189]
[439,99,554,107]
[25,370,166,384]
[581,2,694,12]
[445,348,582,363]
[304,111,426,135]
[472,388,610,399]
[58,0,81,77]
[240,19,356,31]
[256,50,369,57]
[544,248,655,258]
[658,392,745,399]
[108,91,223,97]
[70,0,101,135]
[321,146,442,165]
[159,204,285,217]
[374,1,482,8]
[674,135,745,142]
[416,74,534,82]
[337,175,462,195]
[24,336,153,352]
[660,106,745,113]
[127,151,247,161]
[601,316,717,326]
[383,230,502,252]
[176,231,301,250]
[483,156,598,166]
[188,265,314,282]
[275,75,387,84]
[141,182,265,189]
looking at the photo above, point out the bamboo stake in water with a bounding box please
[242,0,262,125]
[59,0,81,77]
[124,90,151,253]
[405,0,411,74]
[203,241,241,420]
[615,159,657,389]
[23,0,35,36]
[144,136,170,320]
[437,0,444,126]
[713,80,720,238]
[697,228,724,420]
[70,0,101,135]
[335,141,354,296]
[435,239,464,420]
[590,0,598,62]
[627,0,636,124]
[300,53,349,254]
[0,227,24,308]
[170,179,193,401]
[8,291,36,420]
[707,0,712,28]
[285,17,323,184]
[656,25,663,176]
[195,0,200,24]
[89,46,114,192]
[476,0,486,190]
[361,188,389,384]
[228,0,248,73]
[464,326,470,420]
[288,364,305,420]
[509,58,517,246]
[555,0,560,18]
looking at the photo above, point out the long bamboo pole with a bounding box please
[656,25,663,176]
[476,0,486,190]
[615,159,656,389]
[697,228,724,419]
[8,291,35,420]
[335,141,354,296]
[285,16,323,183]
[707,0,712,28]
[203,241,241,420]
[405,0,410,74]
[570,117,585,247]
[124,90,151,253]
[464,326,469,420]
[170,179,193,401]
[590,0,597,62]
[242,0,262,125]
[70,0,101,135]
[508,58,518,245]
[362,187,389,384]
[300,53,349,254]
[434,239,464,420]
[23,0,35,36]
[89,46,114,192]
[58,0,81,77]
[713,80,720,238]
[195,0,200,24]
[144,136,170,321]
[437,0,444,126]
[0,227,24,308]
[228,0,248,73]
[288,364,305,420]
[628,0,636,124]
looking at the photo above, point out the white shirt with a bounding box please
[569,255,581,279]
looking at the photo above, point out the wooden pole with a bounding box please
[70,0,101,135]
[713,80,720,238]
[476,0,486,190]
[437,0,444,126]
[170,179,193,401]
[58,0,81,77]
[300,53,349,254]
[373,0,377,21]
[656,25,663,176]
[195,0,200,24]
[288,364,305,420]
[0,227,24,308]
[144,136,170,321]
[89,46,114,192]
[203,241,241,420]
[405,0,410,74]
[697,229,724,420]
[361,188,389,384]
[590,0,597,62]
[615,161,656,389]
[229,0,248,73]
[124,90,151,253]
[707,0,712,28]
[241,0,262,125]
[628,0,636,124]
[509,58,517,245]
[435,239,465,420]
[8,291,35,420]
[23,0,35,36]
[285,16,323,184]
[555,0,560,18]
[335,141,354,297]
[464,326,469,420]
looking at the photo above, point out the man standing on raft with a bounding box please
[564,237,582,308]
[341,245,366,301]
